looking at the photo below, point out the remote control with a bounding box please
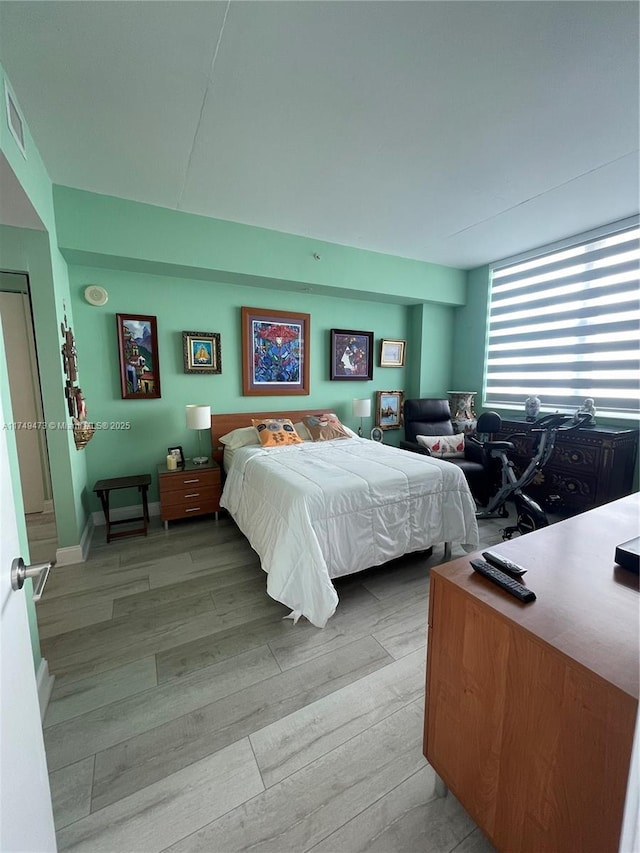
[482,550,527,577]
[470,559,536,603]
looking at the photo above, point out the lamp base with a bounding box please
[193,456,209,465]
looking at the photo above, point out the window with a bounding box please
[485,218,640,419]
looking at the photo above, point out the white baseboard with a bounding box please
[55,543,84,566]
[92,501,160,527]
[36,657,55,722]
[55,509,95,565]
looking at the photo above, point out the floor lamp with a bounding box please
[185,404,211,464]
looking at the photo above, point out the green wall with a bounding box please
[53,187,467,514]
[1,62,94,671]
[0,226,89,547]
[1,64,90,551]
[54,186,466,307]
[69,263,454,511]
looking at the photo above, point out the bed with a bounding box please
[211,409,479,627]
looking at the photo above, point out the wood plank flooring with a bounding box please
[36,512,504,853]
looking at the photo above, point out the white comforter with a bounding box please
[220,437,479,627]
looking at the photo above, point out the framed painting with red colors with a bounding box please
[116,313,161,399]
[330,329,374,381]
[241,307,310,396]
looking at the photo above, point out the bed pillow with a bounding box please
[416,433,466,458]
[302,413,351,441]
[293,421,313,441]
[219,426,259,450]
[252,418,304,447]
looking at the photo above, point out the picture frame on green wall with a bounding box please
[330,329,374,380]
[182,331,221,374]
[380,339,406,367]
[241,306,310,396]
[376,390,404,430]
[116,313,161,399]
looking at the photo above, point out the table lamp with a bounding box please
[185,404,211,464]
[352,398,371,437]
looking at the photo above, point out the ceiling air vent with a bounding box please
[4,80,26,158]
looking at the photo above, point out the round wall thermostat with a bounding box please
[84,285,109,306]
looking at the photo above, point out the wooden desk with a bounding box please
[424,494,639,853]
[93,474,151,543]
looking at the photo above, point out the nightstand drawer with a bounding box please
[159,468,220,496]
[161,497,220,522]
[157,461,222,528]
[160,486,220,510]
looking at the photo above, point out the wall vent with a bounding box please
[4,79,26,159]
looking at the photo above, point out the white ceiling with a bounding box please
[0,1,638,270]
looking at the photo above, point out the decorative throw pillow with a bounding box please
[302,413,351,441]
[251,418,303,447]
[219,426,259,450]
[416,433,466,458]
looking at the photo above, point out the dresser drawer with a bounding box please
[552,442,601,472]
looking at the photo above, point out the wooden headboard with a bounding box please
[210,408,335,465]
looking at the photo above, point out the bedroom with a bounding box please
[0,2,638,851]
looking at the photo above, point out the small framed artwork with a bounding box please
[330,329,374,380]
[370,426,384,442]
[376,390,404,430]
[116,314,161,399]
[167,446,185,467]
[182,331,222,374]
[241,307,310,396]
[380,339,406,367]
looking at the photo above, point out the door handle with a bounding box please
[11,557,53,602]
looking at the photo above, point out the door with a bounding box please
[0,286,51,513]
[0,386,56,850]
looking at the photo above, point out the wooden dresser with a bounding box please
[157,460,221,529]
[424,494,639,853]
[497,418,638,514]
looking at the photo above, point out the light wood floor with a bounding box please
[36,512,506,853]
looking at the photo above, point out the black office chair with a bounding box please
[400,398,500,506]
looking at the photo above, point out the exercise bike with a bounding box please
[470,411,591,539]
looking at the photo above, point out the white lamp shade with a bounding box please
[185,404,211,430]
[352,398,371,418]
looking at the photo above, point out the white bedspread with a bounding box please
[220,437,479,627]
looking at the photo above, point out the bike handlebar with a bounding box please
[529,414,573,430]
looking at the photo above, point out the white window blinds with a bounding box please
[485,219,640,418]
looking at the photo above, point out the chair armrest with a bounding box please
[463,436,485,464]
[400,439,431,456]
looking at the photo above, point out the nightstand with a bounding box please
[157,460,221,529]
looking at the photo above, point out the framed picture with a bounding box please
[370,426,384,442]
[376,390,404,430]
[380,339,406,367]
[116,314,161,399]
[330,329,374,381]
[182,331,221,374]
[167,446,185,466]
[241,307,310,396]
